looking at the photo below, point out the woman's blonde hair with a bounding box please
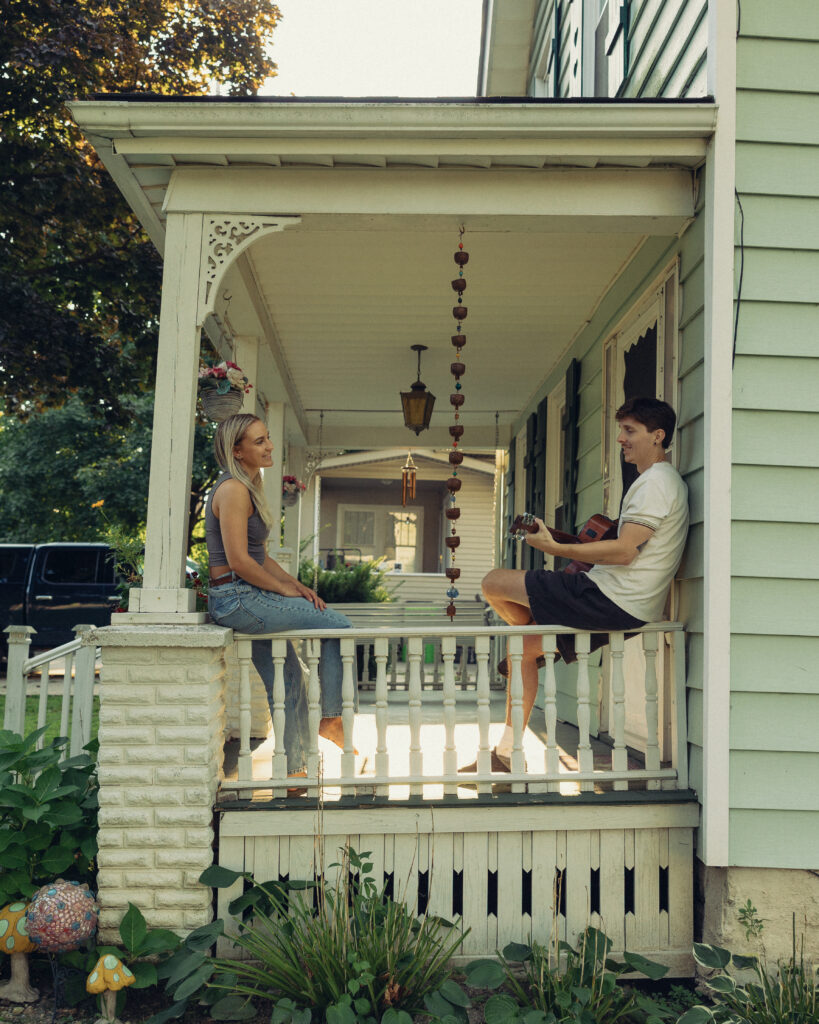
[213,414,275,528]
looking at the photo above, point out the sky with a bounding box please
[259,0,485,98]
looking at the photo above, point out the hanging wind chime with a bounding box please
[445,227,469,620]
[401,452,417,507]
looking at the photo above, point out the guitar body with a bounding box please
[510,511,617,574]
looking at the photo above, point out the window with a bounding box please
[0,548,32,584]
[583,0,629,97]
[337,505,424,573]
[40,548,104,585]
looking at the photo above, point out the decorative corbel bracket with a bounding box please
[198,215,301,325]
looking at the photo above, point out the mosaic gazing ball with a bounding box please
[25,880,99,952]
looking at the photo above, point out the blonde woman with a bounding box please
[205,414,353,784]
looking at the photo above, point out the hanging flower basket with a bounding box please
[197,359,252,422]
[282,475,306,508]
[282,491,299,508]
[200,387,243,422]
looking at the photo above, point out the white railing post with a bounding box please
[70,626,96,756]
[340,637,356,794]
[508,633,525,792]
[306,638,321,796]
[475,634,492,795]
[374,636,389,796]
[575,632,594,791]
[610,632,628,791]
[671,628,689,790]
[236,638,253,783]
[643,631,661,789]
[539,633,559,794]
[57,648,73,747]
[441,635,457,794]
[408,636,423,796]
[3,626,35,737]
[271,639,288,797]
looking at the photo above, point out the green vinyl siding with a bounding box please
[731,634,819,695]
[623,0,708,98]
[730,811,819,870]
[733,466,819,524]
[731,752,819,811]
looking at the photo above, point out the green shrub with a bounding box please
[464,927,669,1024]
[202,846,466,1022]
[298,557,395,604]
[0,729,98,904]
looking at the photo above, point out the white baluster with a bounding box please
[542,637,560,793]
[508,633,525,792]
[408,636,423,796]
[374,636,389,797]
[643,631,661,790]
[341,637,356,795]
[236,638,253,783]
[431,638,441,687]
[361,641,371,685]
[71,629,96,756]
[576,632,594,791]
[475,634,492,795]
[58,653,72,747]
[441,635,457,795]
[38,659,52,749]
[671,629,688,790]
[306,638,322,796]
[389,637,399,688]
[271,639,288,796]
[610,632,628,791]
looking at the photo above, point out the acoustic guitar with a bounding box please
[509,511,617,575]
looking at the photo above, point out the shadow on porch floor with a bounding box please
[222,692,647,801]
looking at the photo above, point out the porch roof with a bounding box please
[69,98,716,449]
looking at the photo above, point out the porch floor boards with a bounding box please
[221,692,647,802]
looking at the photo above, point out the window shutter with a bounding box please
[503,436,517,569]
[562,359,581,535]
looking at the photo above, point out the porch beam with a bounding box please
[164,167,694,230]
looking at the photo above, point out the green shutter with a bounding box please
[562,359,581,534]
[503,436,517,569]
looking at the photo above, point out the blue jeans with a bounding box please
[208,580,353,773]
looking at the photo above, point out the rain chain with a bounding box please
[445,228,469,619]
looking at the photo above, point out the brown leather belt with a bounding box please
[209,573,236,588]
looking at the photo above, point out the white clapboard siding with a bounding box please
[218,802,697,974]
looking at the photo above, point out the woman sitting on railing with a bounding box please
[205,414,353,789]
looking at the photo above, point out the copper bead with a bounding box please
[446,603,457,618]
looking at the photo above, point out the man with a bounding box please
[462,396,689,775]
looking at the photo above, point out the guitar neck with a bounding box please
[545,526,580,545]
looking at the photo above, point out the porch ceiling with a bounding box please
[70,98,715,449]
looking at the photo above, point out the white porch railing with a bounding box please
[2,624,98,755]
[225,622,687,800]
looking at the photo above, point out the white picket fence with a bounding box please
[225,622,687,799]
[2,624,98,755]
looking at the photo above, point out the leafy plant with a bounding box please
[736,899,764,942]
[679,931,818,1024]
[463,927,668,1024]
[0,729,98,904]
[298,558,396,604]
[202,846,467,1021]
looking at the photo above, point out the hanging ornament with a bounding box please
[445,226,469,620]
[401,452,417,507]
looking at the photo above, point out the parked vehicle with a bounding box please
[0,543,119,655]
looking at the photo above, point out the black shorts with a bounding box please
[524,570,645,664]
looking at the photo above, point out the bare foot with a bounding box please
[319,716,358,754]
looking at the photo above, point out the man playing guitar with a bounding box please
[461,397,688,776]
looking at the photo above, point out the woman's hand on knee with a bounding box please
[293,581,326,610]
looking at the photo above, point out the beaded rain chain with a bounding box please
[401,452,417,507]
[445,227,469,620]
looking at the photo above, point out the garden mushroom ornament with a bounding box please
[86,954,135,1023]
[0,901,39,1002]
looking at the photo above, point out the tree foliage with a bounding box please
[0,0,282,415]
[0,395,219,547]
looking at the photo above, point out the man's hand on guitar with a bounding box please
[522,517,562,555]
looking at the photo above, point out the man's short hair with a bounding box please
[615,397,676,449]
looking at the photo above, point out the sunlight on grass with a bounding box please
[0,694,100,746]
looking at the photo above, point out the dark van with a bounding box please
[0,543,119,653]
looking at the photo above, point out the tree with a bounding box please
[0,0,282,416]
[0,395,219,550]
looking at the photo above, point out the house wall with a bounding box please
[621,0,709,98]
[727,0,819,870]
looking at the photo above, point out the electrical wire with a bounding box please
[732,188,745,368]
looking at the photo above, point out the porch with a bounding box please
[215,620,696,972]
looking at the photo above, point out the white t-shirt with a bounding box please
[587,461,689,622]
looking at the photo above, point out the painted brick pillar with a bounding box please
[90,623,231,940]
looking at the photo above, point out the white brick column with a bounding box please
[91,623,230,939]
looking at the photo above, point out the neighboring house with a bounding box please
[303,449,497,605]
[60,0,817,964]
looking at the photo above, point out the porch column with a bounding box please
[131,212,204,617]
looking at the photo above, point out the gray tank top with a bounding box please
[205,473,269,568]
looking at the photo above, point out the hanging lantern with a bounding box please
[401,344,436,435]
[401,452,417,507]
[445,227,469,620]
